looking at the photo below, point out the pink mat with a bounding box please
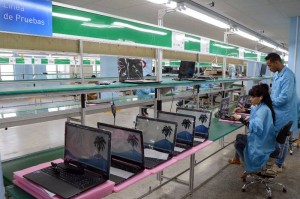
[146,158,177,174]
[13,159,115,199]
[174,141,213,160]
[113,170,151,192]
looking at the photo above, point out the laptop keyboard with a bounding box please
[41,166,105,190]
[111,160,142,174]
[144,157,165,168]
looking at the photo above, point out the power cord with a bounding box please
[111,94,116,125]
[170,88,174,112]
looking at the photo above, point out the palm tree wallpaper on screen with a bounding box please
[153,125,174,151]
[177,119,193,142]
[195,114,209,135]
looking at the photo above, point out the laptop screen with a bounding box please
[236,95,247,108]
[157,111,195,144]
[219,97,230,116]
[65,122,111,176]
[118,58,144,82]
[97,123,144,166]
[135,116,177,154]
[178,61,195,79]
[176,108,212,138]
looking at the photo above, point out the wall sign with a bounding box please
[0,0,52,36]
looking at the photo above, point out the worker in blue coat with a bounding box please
[265,52,299,173]
[230,84,276,178]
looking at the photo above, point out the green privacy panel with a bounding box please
[184,34,201,52]
[96,60,100,65]
[244,50,257,61]
[260,53,267,62]
[15,58,25,64]
[54,59,70,64]
[0,57,9,64]
[209,41,239,57]
[52,6,172,48]
[41,59,48,64]
[83,60,90,65]
[170,61,181,67]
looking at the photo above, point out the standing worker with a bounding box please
[265,52,299,173]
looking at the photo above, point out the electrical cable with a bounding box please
[170,88,174,112]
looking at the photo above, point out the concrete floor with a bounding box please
[1,101,299,199]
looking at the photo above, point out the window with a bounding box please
[0,65,14,80]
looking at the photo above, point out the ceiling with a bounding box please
[54,0,300,54]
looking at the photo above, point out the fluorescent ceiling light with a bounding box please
[277,47,288,54]
[178,7,230,29]
[213,43,235,49]
[259,40,276,49]
[146,0,177,8]
[82,23,124,29]
[146,0,169,4]
[112,22,167,35]
[53,12,91,22]
[234,29,259,41]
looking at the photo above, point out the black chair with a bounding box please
[241,121,293,199]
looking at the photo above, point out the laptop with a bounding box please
[118,58,160,83]
[176,107,212,143]
[24,122,111,199]
[157,111,198,154]
[135,116,177,169]
[97,122,145,185]
[173,61,195,81]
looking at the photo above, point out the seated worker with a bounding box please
[228,84,276,179]
[136,87,155,116]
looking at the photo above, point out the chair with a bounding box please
[241,121,293,199]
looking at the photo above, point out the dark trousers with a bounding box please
[234,134,247,161]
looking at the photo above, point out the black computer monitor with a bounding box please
[178,61,195,79]
[163,66,173,74]
[260,64,267,77]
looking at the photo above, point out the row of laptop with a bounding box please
[23,107,212,199]
[217,95,251,121]
[118,58,212,84]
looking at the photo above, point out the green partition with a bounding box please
[209,41,239,58]
[244,50,258,61]
[184,34,201,52]
[53,5,172,48]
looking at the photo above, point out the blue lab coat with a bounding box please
[136,88,155,96]
[271,66,298,132]
[244,103,276,173]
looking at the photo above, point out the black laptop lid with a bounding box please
[135,116,177,154]
[176,108,212,138]
[65,122,111,179]
[97,122,144,168]
[118,58,144,82]
[178,61,195,79]
[219,97,230,116]
[157,111,195,145]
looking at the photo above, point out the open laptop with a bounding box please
[173,61,195,81]
[135,116,177,169]
[176,107,212,143]
[157,111,198,154]
[24,122,111,199]
[97,122,145,185]
[118,58,160,83]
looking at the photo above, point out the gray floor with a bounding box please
[1,101,300,199]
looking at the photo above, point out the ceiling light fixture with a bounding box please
[234,29,259,41]
[52,12,91,22]
[259,40,277,49]
[112,22,167,35]
[177,4,229,29]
